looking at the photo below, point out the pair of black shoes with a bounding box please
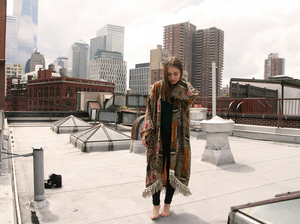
[44,173,62,189]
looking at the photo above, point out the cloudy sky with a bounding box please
[8,0,300,87]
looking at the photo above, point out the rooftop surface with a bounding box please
[3,122,300,223]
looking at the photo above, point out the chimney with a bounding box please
[38,68,42,79]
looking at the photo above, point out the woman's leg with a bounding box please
[151,190,161,219]
[150,145,165,220]
[164,166,175,204]
[152,190,160,206]
[161,130,174,217]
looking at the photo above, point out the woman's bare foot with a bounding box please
[161,203,171,217]
[151,205,160,220]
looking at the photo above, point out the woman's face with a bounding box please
[167,66,181,85]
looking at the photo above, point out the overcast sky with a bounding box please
[7,0,300,87]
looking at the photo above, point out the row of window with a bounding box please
[6,70,22,74]
[28,100,74,107]
[6,74,22,78]
[29,89,111,98]
[6,67,22,70]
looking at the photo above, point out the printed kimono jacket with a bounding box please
[141,79,200,198]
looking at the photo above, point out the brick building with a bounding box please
[5,78,27,111]
[5,68,115,111]
[164,22,196,82]
[264,53,285,80]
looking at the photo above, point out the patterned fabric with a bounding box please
[141,79,200,198]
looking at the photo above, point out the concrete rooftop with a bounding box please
[2,122,300,223]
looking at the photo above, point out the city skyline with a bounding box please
[6,0,300,87]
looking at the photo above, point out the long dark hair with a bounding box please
[161,57,183,103]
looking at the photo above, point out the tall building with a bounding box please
[149,45,169,86]
[129,63,150,95]
[54,55,68,69]
[264,53,285,79]
[90,36,106,60]
[13,0,39,69]
[94,50,123,61]
[29,51,45,72]
[96,24,124,56]
[192,27,224,97]
[89,24,127,94]
[67,40,89,79]
[90,58,127,94]
[5,15,19,65]
[163,22,196,82]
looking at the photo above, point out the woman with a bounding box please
[141,57,200,219]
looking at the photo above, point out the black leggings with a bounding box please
[152,130,175,206]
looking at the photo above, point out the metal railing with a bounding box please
[193,97,300,127]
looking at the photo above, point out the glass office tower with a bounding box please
[13,0,38,70]
[5,15,19,65]
[96,24,124,57]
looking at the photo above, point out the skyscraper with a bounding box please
[129,63,150,95]
[90,58,127,93]
[96,24,124,56]
[90,36,106,60]
[67,40,89,79]
[264,53,285,79]
[192,27,224,97]
[13,0,38,69]
[29,51,45,72]
[5,15,19,65]
[53,55,68,70]
[163,22,196,81]
[89,24,127,93]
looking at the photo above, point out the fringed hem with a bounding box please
[142,179,163,198]
[169,170,192,196]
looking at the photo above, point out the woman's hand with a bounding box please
[142,134,148,147]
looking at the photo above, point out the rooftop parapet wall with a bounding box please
[232,124,300,144]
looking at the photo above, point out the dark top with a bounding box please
[161,97,174,133]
